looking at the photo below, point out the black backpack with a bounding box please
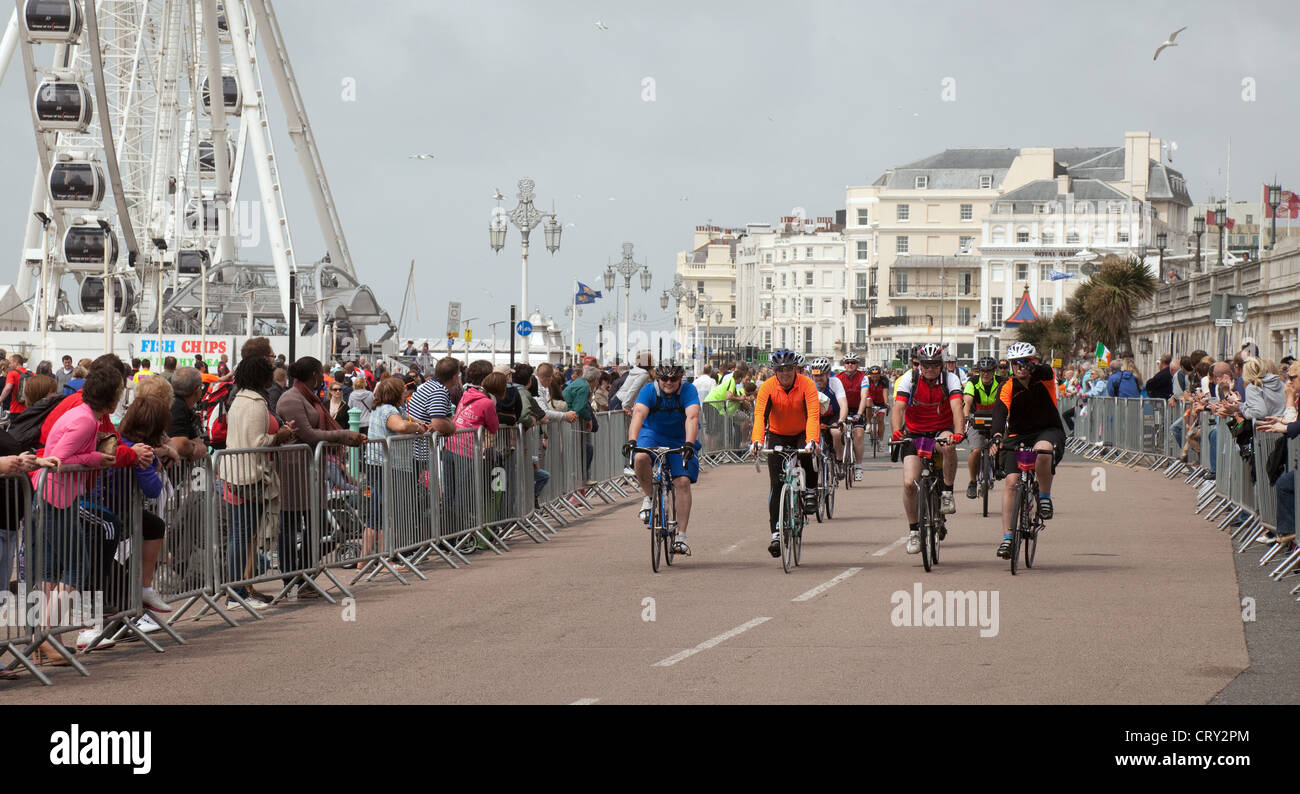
[9,393,67,451]
[497,383,523,426]
[13,369,32,410]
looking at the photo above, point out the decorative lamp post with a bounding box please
[1193,214,1205,273]
[489,178,560,365]
[1267,183,1282,251]
[1214,204,1227,267]
[603,242,651,365]
[664,273,690,359]
[1156,231,1167,283]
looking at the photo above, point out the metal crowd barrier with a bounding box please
[1,473,41,682]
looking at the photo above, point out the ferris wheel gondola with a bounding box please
[34,80,93,131]
[197,139,237,175]
[48,158,106,210]
[63,222,119,267]
[22,0,83,44]
[79,276,134,314]
[201,73,241,116]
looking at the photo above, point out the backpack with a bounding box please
[12,368,32,410]
[518,384,545,428]
[496,383,523,426]
[902,370,952,410]
[199,381,234,449]
[8,393,66,450]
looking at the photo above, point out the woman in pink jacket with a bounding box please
[34,363,123,664]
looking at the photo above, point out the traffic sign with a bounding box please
[516,320,533,337]
[1214,318,1234,327]
[576,343,583,353]
[464,328,473,342]
[1052,358,1063,367]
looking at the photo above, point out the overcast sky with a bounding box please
[1,0,1297,349]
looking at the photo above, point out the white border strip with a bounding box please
[570,698,599,705]
[872,536,909,556]
[652,617,772,667]
[792,567,863,602]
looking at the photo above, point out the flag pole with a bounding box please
[572,279,578,367]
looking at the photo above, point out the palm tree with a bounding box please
[1081,255,1156,357]
[1016,311,1075,360]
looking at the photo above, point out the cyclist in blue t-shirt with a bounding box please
[622,361,701,556]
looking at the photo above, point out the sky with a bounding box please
[2,0,1298,352]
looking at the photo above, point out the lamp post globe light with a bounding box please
[604,242,651,365]
[489,178,561,364]
[1214,204,1227,267]
[1156,231,1168,283]
[1267,183,1283,251]
[664,273,690,358]
[1193,214,1206,273]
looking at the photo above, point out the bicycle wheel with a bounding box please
[778,485,794,573]
[1023,481,1038,569]
[917,481,933,573]
[1010,481,1026,575]
[650,487,662,573]
[792,491,804,567]
[663,482,675,567]
[931,514,941,565]
[981,449,991,518]
[842,443,854,489]
[825,467,836,519]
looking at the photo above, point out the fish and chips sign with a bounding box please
[133,336,232,369]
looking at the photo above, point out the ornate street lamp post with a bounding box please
[1214,204,1227,267]
[489,178,561,364]
[603,242,651,366]
[1193,214,1205,273]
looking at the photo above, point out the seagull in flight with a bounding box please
[595,20,608,30]
[492,188,505,200]
[1153,26,1187,61]
[409,153,435,160]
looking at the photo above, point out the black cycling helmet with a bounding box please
[656,360,684,378]
[771,349,799,368]
[976,357,997,372]
[868,365,882,376]
[996,358,1010,370]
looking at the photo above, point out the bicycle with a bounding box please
[817,423,840,521]
[890,433,954,573]
[969,414,997,518]
[633,445,691,573]
[862,406,887,460]
[754,444,809,573]
[1000,441,1053,575]
[841,416,860,490]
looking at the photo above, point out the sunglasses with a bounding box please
[774,365,796,373]
[919,362,941,368]
[659,376,681,383]
[1010,360,1033,369]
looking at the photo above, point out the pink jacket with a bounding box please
[36,401,106,508]
[447,386,497,457]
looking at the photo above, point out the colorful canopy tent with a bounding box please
[1002,286,1040,328]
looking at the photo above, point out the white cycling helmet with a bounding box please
[916,343,944,363]
[1006,341,1037,361]
[809,356,832,373]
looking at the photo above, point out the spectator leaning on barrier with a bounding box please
[1,352,31,414]
[167,367,207,461]
[407,356,460,464]
[365,376,429,559]
[276,357,367,596]
[1239,358,1285,421]
[1144,355,1174,400]
[348,376,374,426]
[564,366,601,486]
[55,356,74,392]
[326,378,350,428]
[1106,359,1139,398]
[612,352,651,414]
[118,395,176,616]
[694,365,717,400]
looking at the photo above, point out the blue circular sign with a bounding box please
[515,320,533,337]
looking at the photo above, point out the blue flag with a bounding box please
[1047,269,1073,281]
[575,282,601,304]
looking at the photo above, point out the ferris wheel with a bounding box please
[0,0,378,352]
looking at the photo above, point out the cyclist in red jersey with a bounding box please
[835,353,871,481]
[891,344,964,554]
[864,365,891,453]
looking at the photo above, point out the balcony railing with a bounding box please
[888,286,981,299]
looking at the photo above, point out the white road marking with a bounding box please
[570,698,599,705]
[652,617,772,667]
[720,542,741,554]
[792,567,863,602]
[872,535,909,556]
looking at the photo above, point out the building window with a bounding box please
[1066,230,1080,244]
[897,204,910,222]
[857,208,869,225]
[855,272,868,301]
[991,227,1005,244]
[698,280,705,293]
[1066,261,1080,276]
[1041,297,1053,318]
[960,204,973,221]
[765,330,772,348]
[780,273,787,288]
[895,271,908,293]
[991,263,1004,281]
[958,306,971,325]
[915,175,928,189]
[764,275,773,290]
[1016,231,1030,243]
[780,298,787,315]
[1118,230,1129,243]
[1246,214,1254,224]
[730,304,736,320]
[762,301,771,319]
[822,270,833,287]
[806,247,813,258]
[979,175,992,189]
[1039,262,1051,280]
[894,306,908,320]
[896,236,909,254]
[958,236,974,253]
[990,297,1003,327]
[804,297,813,315]
[764,253,772,264]
[960,271,972,295]
[822,298,833,316]
[780,328,786,347]
[781,249,787,261]
[803,327,813,354]
[805,271,814,286]
[1015,262,1029,281]
[1041,229,1055,244]
[856,240,870,260]
[855,313,867,344]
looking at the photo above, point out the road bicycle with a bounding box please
[633,445,691,573]
[969,414,998,518]
[842,416,861,489]
[862,406,887,461]
[890,433,954,573]
[1002,441,1054,575]
[755,444,809,573]
[817,423,840,521]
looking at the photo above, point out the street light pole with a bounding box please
[1214,204,1227,267]
[664,273,689,362]
[1267,183,1282,252]
[1193,214,1205,273]
[603,242,651,366]
[1156,231,1167,283]
[490,178,561,366]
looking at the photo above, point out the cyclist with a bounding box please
[962,357,1003,499]
[864,365,891,454]
[623,360,701,556]
[995,358,1011,381]
[892,342,964,554]
[748,349,821,558]
[835,353,871,481]
[810,357,848,462]
[990,342,1066,559]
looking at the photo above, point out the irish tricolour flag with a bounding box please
[1095,342,1111,366]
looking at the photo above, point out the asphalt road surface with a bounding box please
[2,456,1252,704]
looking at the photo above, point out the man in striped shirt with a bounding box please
[408,357,461,463]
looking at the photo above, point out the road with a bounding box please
[2,455,1251,703]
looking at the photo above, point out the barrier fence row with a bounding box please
[1063,394,1300,602]
[0,411,638,685]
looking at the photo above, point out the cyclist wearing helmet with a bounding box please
[995,359,1011,380]
[892,342,965,554]
[991,342,1065,559]
[863,364,891,459]
[623,360,701,556]
[835,354,872,480]
[943,350,968,382]
[962,357,1003,499]
[810,357,849,460]
[749,349,821,558]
